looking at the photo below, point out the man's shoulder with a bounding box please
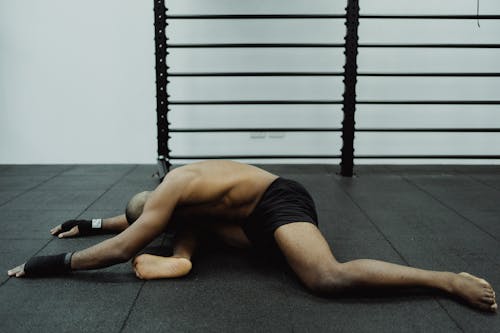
[167,161,253,179]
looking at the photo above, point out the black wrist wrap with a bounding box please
[24,253,73,277]
[62,219,102,235]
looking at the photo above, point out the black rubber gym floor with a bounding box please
[0,164,498,332]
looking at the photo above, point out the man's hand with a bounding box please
[50,223,79,238]
[51,219,105,238]
[7,264,26,278]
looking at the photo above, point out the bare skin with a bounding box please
[133,222,251,280]
[7,160,497,312]
[49,214,129,239]
[133,228,198,280]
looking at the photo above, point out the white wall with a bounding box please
[167,0,346,164]
[0,1,156,163]
[357,0,500,163]
[1,0,499,164]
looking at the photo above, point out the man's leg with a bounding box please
[210,222,252,249]
[132,222,250,280]
[132,228,196,280]
[274,222,497,312]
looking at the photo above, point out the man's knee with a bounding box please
[305,265,349,295]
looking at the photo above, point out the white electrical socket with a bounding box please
[250,132,267,139]
[269,132,286,139]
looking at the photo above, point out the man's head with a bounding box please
[125,191,152,225]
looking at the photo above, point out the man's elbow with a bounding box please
[114,243,139,263]
[114,250,132,264]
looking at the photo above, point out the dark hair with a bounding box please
[125,191,151,224]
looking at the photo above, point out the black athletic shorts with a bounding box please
[241,177,319,254]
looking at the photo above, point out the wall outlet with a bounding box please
[269,132,286,139]
[250,132,267,139]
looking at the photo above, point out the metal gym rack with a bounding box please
[153,0,500,178]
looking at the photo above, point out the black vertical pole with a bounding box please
[154,0,171,177]
[340,0,360,177]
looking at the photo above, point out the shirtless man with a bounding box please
[7,160,497,312]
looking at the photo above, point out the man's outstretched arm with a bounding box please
[50,214,130,238]
[8,170,193,277]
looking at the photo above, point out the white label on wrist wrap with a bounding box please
[92,218,102,229]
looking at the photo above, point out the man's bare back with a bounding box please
[170,160,278,221]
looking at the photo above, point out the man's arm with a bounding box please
[68,173,188,271]
[50,214,130,238]
[8,169,194,277]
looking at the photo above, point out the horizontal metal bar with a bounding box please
[166,43,344,48]
[169,100,343,105]
[164,14,500,20]
[169,155,500,160]
[356,128,500,132]
[170,128,500,133]
[167,72,500,78]
[359,44,500,48]
[170,128,341,133]
[355,155,500,159]
[166,14,346,19]
[168,72,344,77]
[359,72,500,77]
[357,100,500,105]
[169,155,341,159]
[359,15,500,20]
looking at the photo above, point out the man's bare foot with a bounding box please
[449,272,497,312]
[133,254,192,280]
